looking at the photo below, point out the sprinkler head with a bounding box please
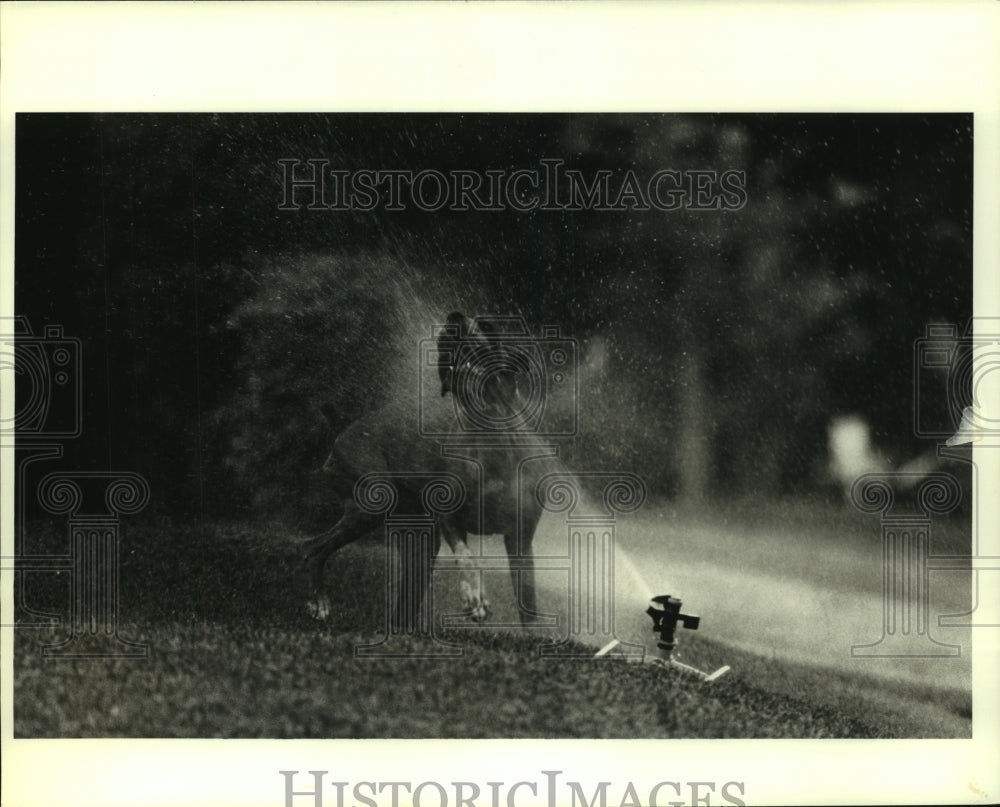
[646,595,700,659]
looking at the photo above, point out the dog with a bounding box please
[304,312,560,627]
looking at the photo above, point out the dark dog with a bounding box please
[304,313,558,626]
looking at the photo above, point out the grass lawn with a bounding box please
[13,508,972,739]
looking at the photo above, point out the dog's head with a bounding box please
[437,312,522,427]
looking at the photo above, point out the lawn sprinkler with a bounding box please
[591,594,730,682]
[647,594,699,655]
[644,594,730,682]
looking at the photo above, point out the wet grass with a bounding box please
[13,516,971,738]
[16,622,935,739]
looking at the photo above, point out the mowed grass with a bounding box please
[13,516,972,738]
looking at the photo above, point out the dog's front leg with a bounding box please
[441,525,491,622]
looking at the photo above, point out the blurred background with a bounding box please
[14,113,972,526]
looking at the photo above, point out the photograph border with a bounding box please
[2,2,998,805]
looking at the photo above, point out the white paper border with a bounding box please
[2,2,998,805]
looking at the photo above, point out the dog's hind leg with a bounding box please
[303,500,375,621]
[504,530,540,626]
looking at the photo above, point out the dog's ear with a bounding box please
[445,311,467,335]
[438,312,468,396]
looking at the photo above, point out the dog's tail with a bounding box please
[315,403,339,475]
